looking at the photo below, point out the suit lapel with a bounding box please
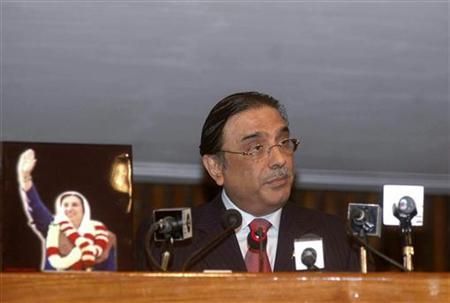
[274,203,312,271]
[204,231,246,271]
[274,204,296,271]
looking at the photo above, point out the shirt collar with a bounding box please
[221,189,282,232]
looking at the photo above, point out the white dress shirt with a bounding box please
[221,189,281,271]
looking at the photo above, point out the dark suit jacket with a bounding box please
[155,195,359,272]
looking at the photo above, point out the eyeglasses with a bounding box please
[220,138,300,159]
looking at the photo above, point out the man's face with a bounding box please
[61,195,84,228]
[212,106,296,216]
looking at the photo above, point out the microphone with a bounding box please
[247,227,268,250]
[145,207,192,272]
[347,203,381,273]
[301,248,318,271]
[351,207,365,222]
[153,208,193,241]
[382,185,424,272]
[346,202,407,272]
[221,208,242,230]
[294,234,324,271]
[347,203,382,237]
[382,185,424,227]
[157,216,182,234]
[182,209,242,271]
[393,196,417,223]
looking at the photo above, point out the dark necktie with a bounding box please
[245,218,272,272]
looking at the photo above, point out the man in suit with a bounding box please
[151,91,359,272]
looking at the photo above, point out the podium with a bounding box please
[1,272,449,302]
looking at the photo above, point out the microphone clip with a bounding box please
[247,228,267,250]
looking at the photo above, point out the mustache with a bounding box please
[263,167,292,183]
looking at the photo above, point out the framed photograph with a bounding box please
[1,142,133,271]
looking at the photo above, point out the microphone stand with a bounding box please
[160,237,174,271]
[307,264,319,271]
[182,209,242,272]
[144,222,165,271]
[182,225,236,271]
[360,247,367,273]
[399,218,414,271]
[257,228,264,272]
[393,199,417,272]
[346,225,407,272]
[355,228,369,274]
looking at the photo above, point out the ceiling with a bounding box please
[2,1,449,194]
